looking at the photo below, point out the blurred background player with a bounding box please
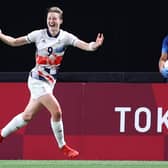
[0,6,104,159]
[159,35,168,79]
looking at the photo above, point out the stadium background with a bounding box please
[0,1,168,73]
[1,0,168,161]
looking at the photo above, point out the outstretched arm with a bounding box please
[0,29,28,47]
[159,53,167,72]
[75,33,104,51]
[159,52,168,78]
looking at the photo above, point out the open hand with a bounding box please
[95,33,104,47]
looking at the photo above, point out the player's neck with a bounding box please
[47,28,60,38]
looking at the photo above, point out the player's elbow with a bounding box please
[10,39,19,47]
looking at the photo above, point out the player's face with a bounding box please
[47,12,62,31]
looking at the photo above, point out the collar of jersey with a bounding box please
[47,29,60,38]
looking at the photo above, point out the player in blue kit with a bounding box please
[159,35,168,78]
[0,6,104,159]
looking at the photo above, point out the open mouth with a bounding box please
[49,23,55,27]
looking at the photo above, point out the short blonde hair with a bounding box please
[47,6,63,19]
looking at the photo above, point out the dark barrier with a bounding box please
[0,72,165,82]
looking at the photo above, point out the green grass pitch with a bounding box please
[0,160,168,168]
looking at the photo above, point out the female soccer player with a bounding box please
[0,6,104,159]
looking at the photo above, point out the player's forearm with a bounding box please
[0,33,17,47]
[0,33,28,47]
[159,60,165,72]
[75,40,97,51]
[159,54,168,71]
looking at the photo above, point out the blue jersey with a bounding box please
[162,35,168,54]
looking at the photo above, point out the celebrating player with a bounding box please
[0,6,104,159]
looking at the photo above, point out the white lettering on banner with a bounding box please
[157,107,168,132]
[134,107,151,132]
[115,107,168,133]
[114,107,131,132]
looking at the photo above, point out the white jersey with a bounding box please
[26,29,79,84]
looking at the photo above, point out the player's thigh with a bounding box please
[22,98,43,120]
[38,93,62,114]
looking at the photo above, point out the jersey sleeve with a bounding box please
[26,30,41,43]
[63,31,79,46]
[161,35,168,54]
